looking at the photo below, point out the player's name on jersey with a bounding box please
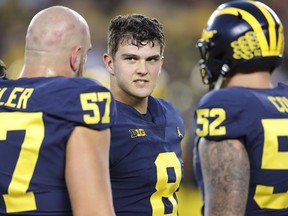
[268,96,288,113]
[0,87,33,109]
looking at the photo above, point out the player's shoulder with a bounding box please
[49,76,110,92]
[150,96,184,124]
[30,77,112,101]
[41,77,115,127]
[198,87,252,109]
[276,82,288,90]
[151,96,177,111]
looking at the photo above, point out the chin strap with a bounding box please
[213,74,224,90]
[213,64,230,90]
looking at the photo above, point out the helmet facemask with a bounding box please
[196,38,230,90]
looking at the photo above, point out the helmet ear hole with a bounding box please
[214,51,225,61]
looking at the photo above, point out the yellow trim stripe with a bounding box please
[217,6,282,56]
[277,24,284,56]
[250,1,276,52]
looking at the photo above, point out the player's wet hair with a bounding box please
[107,14,165,59]
[0,59,7,77]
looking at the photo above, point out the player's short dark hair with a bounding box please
[107,14,165,58]
[0,59,7,77]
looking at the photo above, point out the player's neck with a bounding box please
[115,93,148,114]
[225,71,273,89]
[19,64,71,78]
[20,51,73,78]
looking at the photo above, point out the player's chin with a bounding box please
[131,84,152,97]
[133,89,153,99]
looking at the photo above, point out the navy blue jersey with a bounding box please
[110,96,184,216]
[194,83,288,216]
[0,76,116,215]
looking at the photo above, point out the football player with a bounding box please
[103,14,185,215]
[0,6,116,215]
[193,1,287,215]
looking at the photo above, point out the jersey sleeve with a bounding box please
[44,77,116,130]
[194,88,252,141]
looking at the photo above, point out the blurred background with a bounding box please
[0,0,287,215]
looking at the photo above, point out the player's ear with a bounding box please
[70,47,82,73]
[160,56,164,66]
[103,53,115,75]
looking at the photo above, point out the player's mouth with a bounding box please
[134,79,149,87]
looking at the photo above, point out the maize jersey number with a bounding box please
[150,152,182,215]
[0,112,44,213]
[196,108,288,210]
[254,119,288,209]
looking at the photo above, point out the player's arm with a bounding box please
[198,137,250,216]
[65,126,115,216]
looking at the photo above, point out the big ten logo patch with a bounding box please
[129,129,147,138]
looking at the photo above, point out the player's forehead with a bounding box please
[116,39,161,57]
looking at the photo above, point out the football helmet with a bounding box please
[196,0,284,90]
